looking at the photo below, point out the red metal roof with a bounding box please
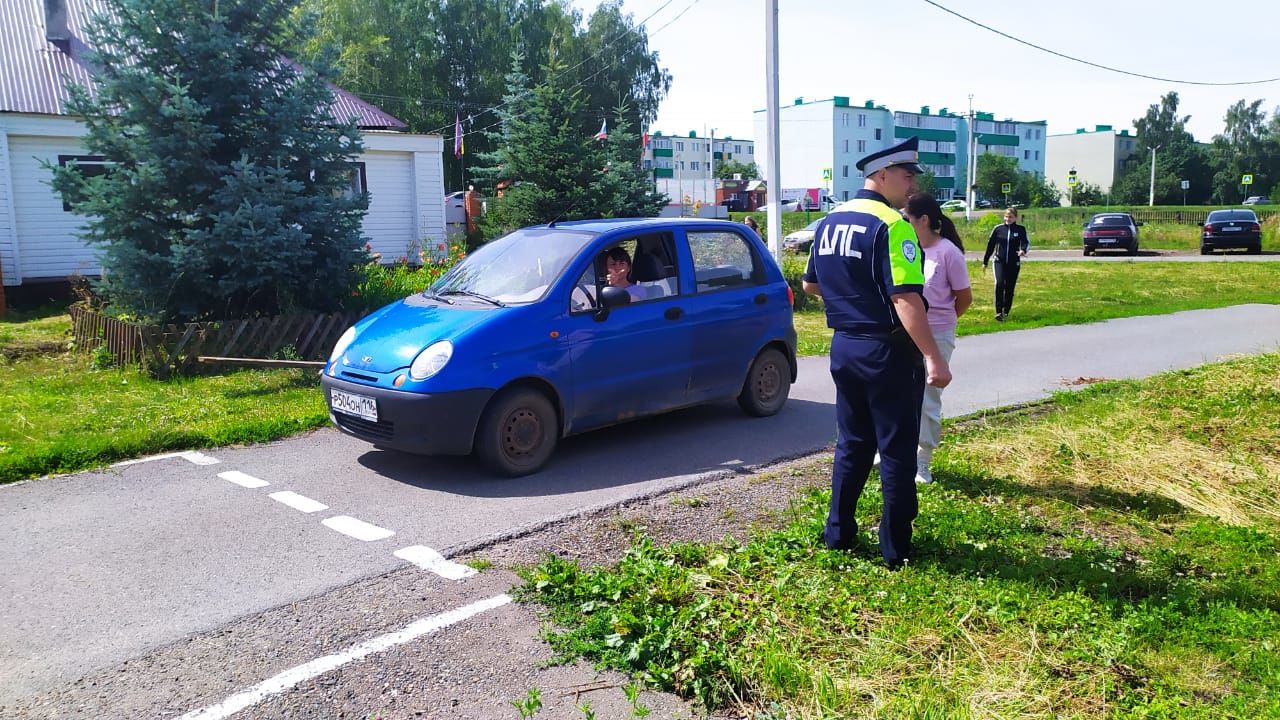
[0,0,407,130]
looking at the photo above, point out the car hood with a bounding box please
[340,298,493,374]
[784,230,815,241]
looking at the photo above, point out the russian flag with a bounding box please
[593,120,608,141]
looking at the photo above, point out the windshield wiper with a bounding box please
[422,290,454,304]
[439,289,507,307]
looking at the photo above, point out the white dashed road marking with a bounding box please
[216,471,270,489]
[394,545,478,581]
[268,491,328,514]
[175,594,513,720]
[113,450,220,467]
[322,515,395,542]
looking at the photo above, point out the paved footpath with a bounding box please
[1,304,1278,715]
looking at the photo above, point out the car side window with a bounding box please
[687,230,763,293]
[568,234,680,314]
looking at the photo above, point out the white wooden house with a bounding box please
[0,0,446,289]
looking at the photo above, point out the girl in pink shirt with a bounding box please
[904,193,972,483]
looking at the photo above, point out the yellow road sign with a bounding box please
[1242,174,1254,185]
[821,167,832,181]
[1001,182,1012,194]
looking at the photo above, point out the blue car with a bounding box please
[320,218,798,476]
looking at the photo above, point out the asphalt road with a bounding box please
[2,303,1279,703]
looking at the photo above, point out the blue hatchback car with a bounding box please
[320,218,798,476]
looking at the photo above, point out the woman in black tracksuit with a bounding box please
[982,207,1029,321]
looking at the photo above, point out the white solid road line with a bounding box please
[112,450,220,467]
[268,491,328,514]
[322,515,395,542]
[216,471,270,489]
[394,545,478,581]
[175,593,513,720]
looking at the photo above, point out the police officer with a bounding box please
[802,137,952,567]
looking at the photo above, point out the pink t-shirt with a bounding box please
[922,239,971,331]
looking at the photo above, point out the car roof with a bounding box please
[545,217,755,235]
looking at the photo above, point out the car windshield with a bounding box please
[428,227,595,304]
[1092,216,1130,226]
[1208,210,1256,222]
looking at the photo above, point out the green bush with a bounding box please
[345,241,466,313]
[779,254,821,312]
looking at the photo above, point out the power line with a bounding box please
[920,0,1280,87]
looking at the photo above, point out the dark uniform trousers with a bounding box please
[993,259,1021,317]
[823,331,926,564]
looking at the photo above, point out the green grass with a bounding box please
[790,261,1280,356]
[0,351,328,483]
[522,354,1280,718]
[0,305,73,355]
[953,208,1280,251]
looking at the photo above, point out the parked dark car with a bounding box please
[1082,213,1142,255]
[1201,209,1262,254]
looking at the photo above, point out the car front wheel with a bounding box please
[475,387,558,477]
[738,347,791,417]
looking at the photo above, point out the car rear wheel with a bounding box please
[738,347,791,417]
[1248,243,1262,255]
[1200,244,1212,255]
[1082,247,1092,256]
[475,387,558,477]
[1127,243,1138,256]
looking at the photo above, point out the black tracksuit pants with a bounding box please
[993,260,1020,316]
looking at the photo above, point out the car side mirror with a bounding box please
[594,285,631,321]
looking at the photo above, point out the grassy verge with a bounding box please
[522,354,1280,718]
[790,260,1280,356]
[0,352,328,483]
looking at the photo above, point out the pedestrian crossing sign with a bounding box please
[1242,174,1254,185]
[822,167,832,181]
[1001,182,1012,194]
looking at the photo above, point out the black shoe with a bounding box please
[995,313,1004,322]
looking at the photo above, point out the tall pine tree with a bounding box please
[475,53,664,238]
[49,0,369,322]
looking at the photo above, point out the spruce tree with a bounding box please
[594,106,667,219]
[49,0,368,322]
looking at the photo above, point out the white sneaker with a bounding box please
[873,452,881,466]
[915,447,934,484]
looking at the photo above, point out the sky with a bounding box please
[570,0,1280,143]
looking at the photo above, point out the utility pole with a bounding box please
[965,94,975,222]
[764,0,782,259]
[1148,145,1160,207]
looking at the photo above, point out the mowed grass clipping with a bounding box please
[0,352,329,483]
[522,354,1280,719]
[794,260,1280,356]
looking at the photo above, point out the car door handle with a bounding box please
[754,293,768,305]
[664,307,683,321]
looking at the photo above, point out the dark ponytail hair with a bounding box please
[906,192,964,252]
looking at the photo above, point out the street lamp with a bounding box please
[1148,145,1161,207]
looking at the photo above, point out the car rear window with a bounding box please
[1207,210,1257,222]
[1091,215,1130,226]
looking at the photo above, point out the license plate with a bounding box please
[331,389,378,421]
[1099,238,1116,244]
[1223,226,1241,232]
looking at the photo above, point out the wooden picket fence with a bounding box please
[69,305,362,377]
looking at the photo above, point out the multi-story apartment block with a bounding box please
[753,97,1047,201]
[1045,125,1139,204]
[642,131,756,180]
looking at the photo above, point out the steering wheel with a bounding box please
[573,283,598,310]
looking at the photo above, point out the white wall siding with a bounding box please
[412,150,446,256]
[8,134,101,281]
[360,150,416,261]
[1,131,21,285]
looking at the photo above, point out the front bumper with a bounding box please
[320,374,493,455]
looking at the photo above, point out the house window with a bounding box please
[858,113,867,127]
[1036,129,1042,140]
[57,155,109,212]
[1025,129,1032,139]
[691,161,700,170]
[841,112,849,127]
[842,165,848,178]
[1034,150,1040,161]
[643,160,652,169]
[676,141,684,151]
[1024,150,1030,160]
[874,128,882,140]
[857,139,866,152]
[843,139,849,153]
[735,144,742,154]
[346,162,367,199]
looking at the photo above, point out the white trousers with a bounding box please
[919,327,957,451]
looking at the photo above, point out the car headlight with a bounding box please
[409,340,453,381]
[329,326,357,363]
